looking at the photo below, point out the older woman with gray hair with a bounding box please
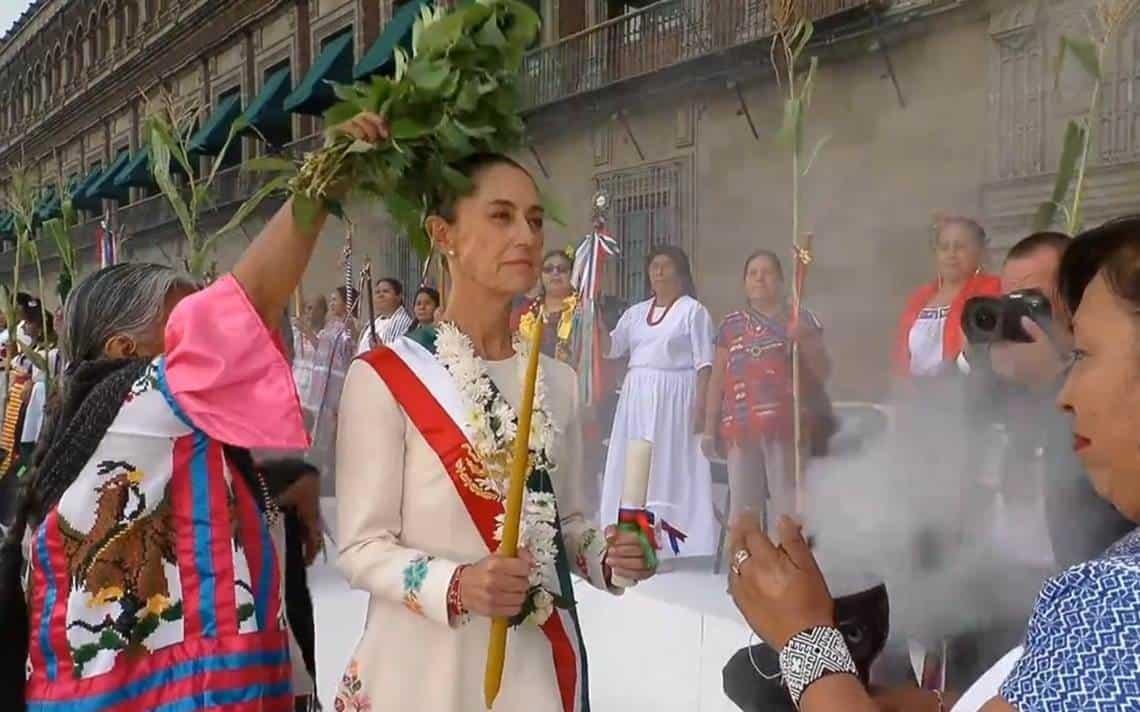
[0,111,389,712]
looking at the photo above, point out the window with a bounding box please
[217,86,243,170]
[262,60,292,146]
[594,160,686,302]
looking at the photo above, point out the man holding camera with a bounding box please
[968,231,1131,568]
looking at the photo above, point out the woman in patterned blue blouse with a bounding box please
[723,216,1140,712]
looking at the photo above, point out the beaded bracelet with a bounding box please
[447,564,470,625]
[778,626,858,707]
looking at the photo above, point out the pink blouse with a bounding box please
[163,274,310,451]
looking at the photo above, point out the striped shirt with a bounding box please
[357,308,415,354]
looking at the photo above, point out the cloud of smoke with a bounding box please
[804,378,1056,645]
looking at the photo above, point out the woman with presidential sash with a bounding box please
[334,152,656,712]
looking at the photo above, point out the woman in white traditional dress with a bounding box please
[334,151,656,712]
[598,245,718,559]
[305,286,355,493]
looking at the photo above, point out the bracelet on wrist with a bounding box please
[777,626,858,708]
[447,564,470,625]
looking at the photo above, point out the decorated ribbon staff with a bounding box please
[790,233,813,512]
[570,191,620,410]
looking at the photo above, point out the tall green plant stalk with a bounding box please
[771,0,826,514]
[1035,0,1140,233]
[143,90,288,281]
[0,169,55,393]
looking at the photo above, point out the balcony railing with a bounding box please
[520,0,871,110]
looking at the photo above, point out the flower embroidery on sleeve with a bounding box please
[334,659,372,712]
[402,554,435,616]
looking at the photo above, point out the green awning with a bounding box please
[72,167,105,212]
[283,32,354,116]
[114,149,156,189]
[240,67,293,146]
[188,94,243,155]
[354,0,429,80]
[35,185,60,223]
[87,151,132,202]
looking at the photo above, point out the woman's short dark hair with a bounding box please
[415,286,441,308]
[1059,216,1140,316]
[644,244,697,299]
[743,250,784,280]
[334,286,359,317]
[429,153,534,222]
[934,215,988,248]
[377,278,404,297]
[543,249,572,267]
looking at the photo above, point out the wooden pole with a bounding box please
[484,317,545,709]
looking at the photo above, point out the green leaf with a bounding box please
[793,19,814,59]
[406,59,453,91]
[777,97,802,152]
[365,76,393,112]
[1055,36,1101,85]
[148,123,199,247]
[501,0,541,48]
[455,80,483,113]
[1034,120,1087,231]
[801,134,831,176]
[333,82,363,104]
[475,16,508,48]
[415,9,469,57]
[213,173,290,240]
[801,56,819,110]
[242,156,298,174]
[293,193,322,232]
[390,117,435,140]
[324,101,361,129]
[453,118,497,138]
[440,164,474,195]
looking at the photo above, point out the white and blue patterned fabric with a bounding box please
[1000,528,1140,710]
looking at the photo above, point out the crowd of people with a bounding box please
[0,107,1135,712]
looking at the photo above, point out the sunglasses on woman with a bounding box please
[543,264,569,275]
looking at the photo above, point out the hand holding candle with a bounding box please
[611,439,658,588]
[483,316,543,710]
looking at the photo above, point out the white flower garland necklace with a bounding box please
[434,321,561,626]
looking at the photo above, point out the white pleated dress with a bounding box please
[599,296,718,558]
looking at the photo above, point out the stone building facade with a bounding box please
[2,0,1139,400]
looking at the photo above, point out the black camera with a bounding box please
[963,289,1052,344]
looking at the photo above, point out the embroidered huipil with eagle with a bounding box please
[22,276,310,712]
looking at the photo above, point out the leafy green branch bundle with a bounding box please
[265,0,539,257]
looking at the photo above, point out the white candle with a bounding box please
[612,439,653,588]
[622,439,652,508]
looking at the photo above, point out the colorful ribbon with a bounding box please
[617,508,688,559]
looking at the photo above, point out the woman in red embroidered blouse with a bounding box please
[702,251,830,534]
[893,216,1001,380]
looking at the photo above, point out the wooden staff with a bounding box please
[484,316,545,709]
[791,233,814,515]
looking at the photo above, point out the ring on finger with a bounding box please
[730,548,751,576]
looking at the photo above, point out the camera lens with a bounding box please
[973,309,997,332]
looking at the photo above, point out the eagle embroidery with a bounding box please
[58,459,179,670]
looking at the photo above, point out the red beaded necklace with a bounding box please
[646,297,678,326]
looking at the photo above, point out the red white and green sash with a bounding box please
[359,336,591,712]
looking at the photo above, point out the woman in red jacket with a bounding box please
[893,216,1001,379]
